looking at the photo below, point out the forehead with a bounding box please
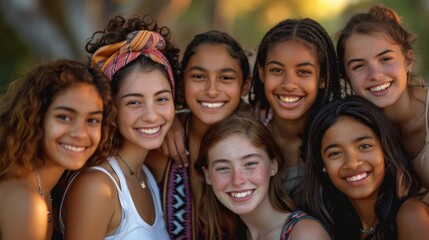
[50,83,103,111]
[266,39,319,63]
[187,44,242,70]
[207,133,267,162]
[322,117,376,144]
[119,68,171,92]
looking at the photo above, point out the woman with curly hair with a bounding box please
[60,15,179,239]
[0,59,115,240]
[304,95,429,239]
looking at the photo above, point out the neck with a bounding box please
[349,195,378,232]
[270,114,307,139]
[117,143,149,176]
[34,165,64,196]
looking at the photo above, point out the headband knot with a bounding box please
[92,30,175,95]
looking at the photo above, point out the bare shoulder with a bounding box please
[397,198,429,239]
[0,180,47,239]
[290,217,331,240]
[397,198,429,224]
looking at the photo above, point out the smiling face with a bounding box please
[42,83,103,170]
[184,43,248,125]
[116,68,175,151]
[321,116,385,203]
[259,39,321,121]
[203,133,277,216]
[343,33,412,109]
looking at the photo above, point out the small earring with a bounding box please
[322,167,327,173]
[271,168,277,175]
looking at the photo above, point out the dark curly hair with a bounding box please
[0,59,116,180]
[85,15,180,149]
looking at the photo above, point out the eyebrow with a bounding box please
[120,89,172,99]
[53,106,103,115]
[323,135,374,153]
[210,153,264,165]
[266,60,316,68]
[347,49,393,67]
[189,66,238,74]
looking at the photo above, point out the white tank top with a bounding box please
[59,156,169,239]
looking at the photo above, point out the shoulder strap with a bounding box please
[280,210,322,240]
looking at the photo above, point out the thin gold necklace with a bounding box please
[116,154,146,189]
[35,169,52,223]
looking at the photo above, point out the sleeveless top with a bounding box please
[412,89,429,189]
[280,210,330,240]
[162,114,194,239]
[59,157,169,240]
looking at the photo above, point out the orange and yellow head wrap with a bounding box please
[91,30,174,95]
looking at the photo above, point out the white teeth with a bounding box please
[230,190,252,198]
[346,172,368,182]
[61,144,86,152]
[138,126,160,135]
[278,96,301,103]
[370,82,391,92]
[201,102,225,108]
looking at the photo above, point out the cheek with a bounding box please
[210,173,231,191]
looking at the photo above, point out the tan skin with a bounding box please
[63,69,174,239]
[146,43,250,216]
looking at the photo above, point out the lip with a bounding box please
[227,189,254,202]
[135,125,162,137]
[367,82,392,96]
[343,171,370,185]
[199,101,227,109]
[59,143,88,153]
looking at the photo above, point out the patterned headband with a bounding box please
[91,30,175,95]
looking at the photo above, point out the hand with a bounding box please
[160,114,189,167]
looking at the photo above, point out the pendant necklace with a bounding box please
[35,169,52,223]
[117,154,146,189]
[360,225,376,235]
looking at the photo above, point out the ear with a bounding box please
[241,75,251,97]
[405,49,414,73]
[319,78,326,89]
[270,159,278,176]
[202,166,212,185]
[257,64,265,83]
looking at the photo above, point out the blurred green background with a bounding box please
[0,0,428,93]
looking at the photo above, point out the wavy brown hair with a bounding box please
[336,5,424,87]
[0,59,116,180]
[194,113,296,239]
[85,15,180,149]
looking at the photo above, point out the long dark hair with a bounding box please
[304,95,421,239]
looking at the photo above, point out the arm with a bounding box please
[159,114,188,167]
[397,198,429,240]
[289,218,332,240]
[1,189,47,240]
[62,170,118,240]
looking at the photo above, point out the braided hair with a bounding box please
[250,18,342,111]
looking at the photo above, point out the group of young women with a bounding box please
[0,4,428,240]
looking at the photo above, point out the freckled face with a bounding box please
[321,117,385,203]
[43,83,103,170]
[203,133,277,215]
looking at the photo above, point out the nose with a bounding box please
[69,120,88,138]
[231,169,246,187]
[367,63,383,81]
[141,103,158,123]
[342,149,362,170]
[281,73,297,91]
[204,79,220,97]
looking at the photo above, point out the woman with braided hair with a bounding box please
[249,18,343,208]
[60,15,179,239]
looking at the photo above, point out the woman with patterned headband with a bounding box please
[60,15,180,239]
